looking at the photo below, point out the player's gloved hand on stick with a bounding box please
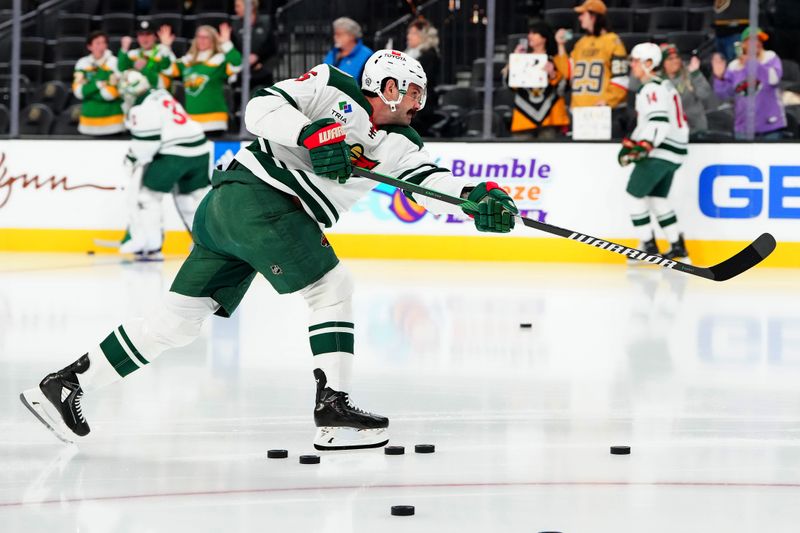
[299,118,351,183]
[461,181,518,233]
[617,138,653,167]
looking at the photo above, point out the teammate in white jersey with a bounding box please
[118,70,212,260]
[618,43,690,262]
[20,51,518,450]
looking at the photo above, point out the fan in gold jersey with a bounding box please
[554,0,629,110]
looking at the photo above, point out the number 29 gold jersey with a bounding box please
[564,32,629,108]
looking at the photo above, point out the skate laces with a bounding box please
[342,393,367,414]
[73,390,86,423]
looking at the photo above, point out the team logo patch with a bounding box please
[184,74,210,96]
[270,265,283,275]
[321,235,330,248]
[349,144,379,170]
[338,101,353,113]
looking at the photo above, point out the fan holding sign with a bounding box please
[506,22,569,139]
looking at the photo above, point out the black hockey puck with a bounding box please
[267,449,288,459]
[610,446,631,455]
[391,505,415,516]
[86,250,95,255]
[415,444,435,454]
[520,323,532,328]
[384,446,405,455]
[299,454,320,464]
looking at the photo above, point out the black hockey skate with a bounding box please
[20,354,91,444]
[313,369,389,450]
[628,234,659,265]
[663,234,691,264]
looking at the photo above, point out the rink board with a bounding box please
[0,140,797,267]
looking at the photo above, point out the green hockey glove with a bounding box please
[298,118,352,183]
[618,138,653,167]
[461,181,519,233]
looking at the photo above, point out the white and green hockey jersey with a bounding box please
[631,77,689,165]
[125,89,210,165]
[237,64,470,228]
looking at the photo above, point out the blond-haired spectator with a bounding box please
[171,24,242,133]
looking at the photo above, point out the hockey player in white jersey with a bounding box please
[618,42,690,262]
[118,70,212,260]
[20,50,518,450]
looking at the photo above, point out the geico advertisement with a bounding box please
[0,140,796,241]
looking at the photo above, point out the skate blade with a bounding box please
[134,253,164,262]
[313,426,389,451]
[19,388,79,445]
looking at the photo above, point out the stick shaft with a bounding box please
[351,167,775,281]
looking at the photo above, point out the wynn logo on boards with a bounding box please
[0,152,116,209]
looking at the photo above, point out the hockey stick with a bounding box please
[351,167,776,282]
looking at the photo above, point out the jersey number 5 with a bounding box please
[296,70,318,82]
[163,98,188,125]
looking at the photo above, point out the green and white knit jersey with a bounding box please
[125,89,210,166]
[632,77,689,165]
[234,64,469,228]
[72,51,125,135]
[172,41,242,131]
[118,44,175,90]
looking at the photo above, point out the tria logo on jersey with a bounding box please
[338,101,352,113]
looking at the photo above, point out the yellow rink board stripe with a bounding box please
[0,228,797,268]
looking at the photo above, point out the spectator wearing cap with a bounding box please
[323,17,373,82]
[555,0,629,110]
[661,43,714,138]
[507,21,569,139]
[711,27,786,140]
[73,31,124,136]
[119,21,177,90]
[231,0,278,91]
[404,17,440,136]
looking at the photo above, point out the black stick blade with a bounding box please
[708,233,777,282]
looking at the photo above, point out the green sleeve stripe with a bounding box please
[380,125,424,150]
[163,136,207,148]
[132,134,161,141]
[118,325,149,365]
[658,142,688,155]
[398,163,437,180]
[648,116,670,123]
[326,65,373,115]
[403,167,450,186]
[309,321,355,332]
[401,167,450,202]
[248,150,333,227]
[665,137,688,146]
[269,86,299,109]
[296,169,340,222]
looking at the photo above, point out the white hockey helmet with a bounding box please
[361,49,427,111]
[119,70,151,98]
[630,42,662,72]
